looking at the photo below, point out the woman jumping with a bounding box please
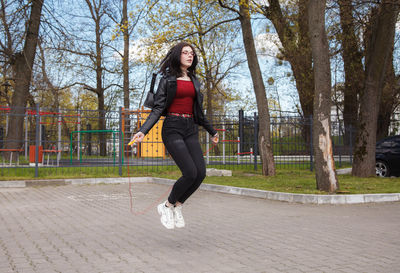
[130,42,219,229]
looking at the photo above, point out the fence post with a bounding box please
[349,124,353,164]
[222,123,226,165]
[309,115,313,172]
[57,108,61,166]
[118,107,123,176]
[239,109,244,155]
[337,121,342,168]
[77,110,81,162]
[237,137,240,164]
[39,110,42,147]
[253,112,258,171]
[35,104,40,177]
[25,114,28,160]
[0,127,3,150]
[5,111,8,136]
[206,133,210,164]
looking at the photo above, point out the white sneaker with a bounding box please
[157,202,174,229]
[173,205,185,228]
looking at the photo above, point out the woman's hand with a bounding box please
[129,132,145,146]
[211,133,219,145]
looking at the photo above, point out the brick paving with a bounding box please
[0,182,399,273]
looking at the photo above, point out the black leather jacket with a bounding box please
[139,74,217,136]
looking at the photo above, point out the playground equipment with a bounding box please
[123,107,256,164]
[70,129,120,165]
[1,148,24,166]
[0,106,80,166]
[204,124,253,165]
[1,105,256,168]
[121,107,166,158]
[122,107,255,163]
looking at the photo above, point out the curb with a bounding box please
[1,177,399,205]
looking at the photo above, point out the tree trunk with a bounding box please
[377,51,396,141]
[6,0,44,156]
[338,0,364,146]
[308,0,338,192]
[352,0,400,177]
[122,0,130,145]
[122,0,130,111]
[94,11,106,157]
[83,0,108,156]
[239,0,275,176]
[38,41,59,110]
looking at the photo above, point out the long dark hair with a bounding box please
[159,42,198,77]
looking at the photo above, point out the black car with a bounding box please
[376,135,400,177]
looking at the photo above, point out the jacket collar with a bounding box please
[189,74,201,95]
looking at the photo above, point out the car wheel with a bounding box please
[376,160,390,177]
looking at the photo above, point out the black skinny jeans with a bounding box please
[162,115,206,204]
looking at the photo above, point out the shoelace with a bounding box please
[166,206,174,220]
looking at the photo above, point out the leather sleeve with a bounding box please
[195,92,217,136]
[139,77,168,135]
[199,115,217,136]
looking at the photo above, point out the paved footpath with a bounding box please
[0,182,399,273]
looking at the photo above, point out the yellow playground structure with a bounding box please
[122,107,166,158]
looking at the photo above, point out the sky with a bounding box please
[35,0,400,116]
[119,14,299,115]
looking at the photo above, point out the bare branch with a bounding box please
[218,0,240,14]
[186,16,240,38]
[83,84,96,93]
[104,83,122,91]
[53,47,95,58]
[102,43,123,58]
[56,82,86,91]
[0,0,13,54]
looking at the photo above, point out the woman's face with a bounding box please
[180,46,195,70]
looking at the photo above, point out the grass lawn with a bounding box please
[1,166,399,195]
[203,170,400,195]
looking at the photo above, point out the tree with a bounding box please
[85,0,109,156]
[338,0,363,145]
[377,45,398,141]
[256,0,314,143]
[109,0,132,139]
[352,0,400,177]
[59,0,121,156]
[121,0,130,111]
[308,0,338,192]
[334,0,400,144]
[0,0,21,105]
[109,0,145,111]
[4,0,44,154]
[219,0,275,176]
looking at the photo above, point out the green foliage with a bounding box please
[143,0,242,115]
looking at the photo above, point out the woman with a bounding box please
[130,42,219,229]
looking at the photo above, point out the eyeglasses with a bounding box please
[181,50,195,57]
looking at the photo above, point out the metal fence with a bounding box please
[0,105,357,178]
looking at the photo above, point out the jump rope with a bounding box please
[126,137,217,216]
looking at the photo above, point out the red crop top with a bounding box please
[167,80,195,114]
